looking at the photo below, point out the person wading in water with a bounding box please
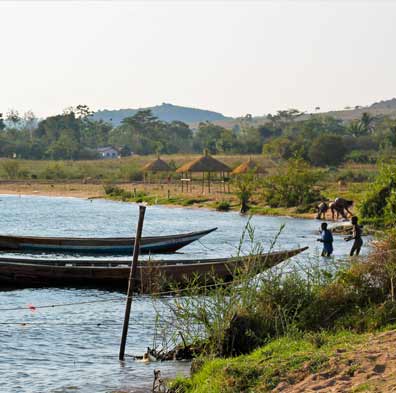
[345,216,363,256]
[317,222,334,257]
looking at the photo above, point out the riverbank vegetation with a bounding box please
[360,163,396,228]
[99,159,378,218]
[156,223,396,392]
[0,156,381,219]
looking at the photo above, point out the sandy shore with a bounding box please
[0,180,233,202]
[0,181,106,199]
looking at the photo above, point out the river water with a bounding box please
[0,195,369,393]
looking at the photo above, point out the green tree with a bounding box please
[46,131,80,159]
[0,113,5,131]
[267,108,305,127]
[308,134,347,166]
[360,112,376,134]
[6,109,21,129]
[348,113,377,137]
[193,122,226,154]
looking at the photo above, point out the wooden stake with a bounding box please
[119,204,146,361]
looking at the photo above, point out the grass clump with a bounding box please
[215,200,231,212]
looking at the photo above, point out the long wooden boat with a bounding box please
[0,246,308,292]
[0,228,217,255]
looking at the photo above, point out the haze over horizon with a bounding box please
[1,1,396,118]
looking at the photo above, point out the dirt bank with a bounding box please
[275,330,396,393]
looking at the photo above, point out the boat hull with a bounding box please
[0,228,217,255]
[0,247,308,293]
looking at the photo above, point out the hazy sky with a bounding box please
[1,1,396,118]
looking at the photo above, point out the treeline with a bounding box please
[1,106,396,165]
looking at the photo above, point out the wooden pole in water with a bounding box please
[119,204,146,361]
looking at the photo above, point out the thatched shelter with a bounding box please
[142,155,171,184]
[176,151,231,193]
[232,158,267,176]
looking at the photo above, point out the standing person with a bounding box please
[345,216,363,256]
[316,201,329,220]
[317,222,334,257]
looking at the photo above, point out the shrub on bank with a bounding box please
[216,200,231,212]
[359,164,396,226]
[345,150,377,164]
[262,158,322,208]
[1,160,21,179]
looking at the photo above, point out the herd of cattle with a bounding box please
[317,198,354,220]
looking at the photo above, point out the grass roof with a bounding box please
[176,153,231,173]
[141,158,171,172]
[232,158,267,175]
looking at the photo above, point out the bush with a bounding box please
[1,160,20,179]
[345,150,377,164]
[359,164,396,226]
[234,175,256,213]
[308,134,347,166]
[216,200,231,212]
[118,166,143,182]
[103,184,134,200]
[262,159,322,208]
[41,163,68,179]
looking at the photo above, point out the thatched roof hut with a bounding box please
[232,158,266,175]
[141,155,171,185]
[176,153,231,174]
[176,151,230,193]
[142,157,171,172]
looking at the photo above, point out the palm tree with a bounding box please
[347,120,363,137]
[359,112,376,134]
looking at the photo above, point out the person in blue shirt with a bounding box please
[318,222,334,257]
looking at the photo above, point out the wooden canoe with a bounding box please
[0,246,308,292]
[0,228,217,255]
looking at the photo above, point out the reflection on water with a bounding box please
[0,195,369,392]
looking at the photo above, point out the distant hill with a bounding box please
[370,97,396,110]
[206,97,396,129]
[92,103,231,126]
[92,98,396,129]
[306,97,396,123]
